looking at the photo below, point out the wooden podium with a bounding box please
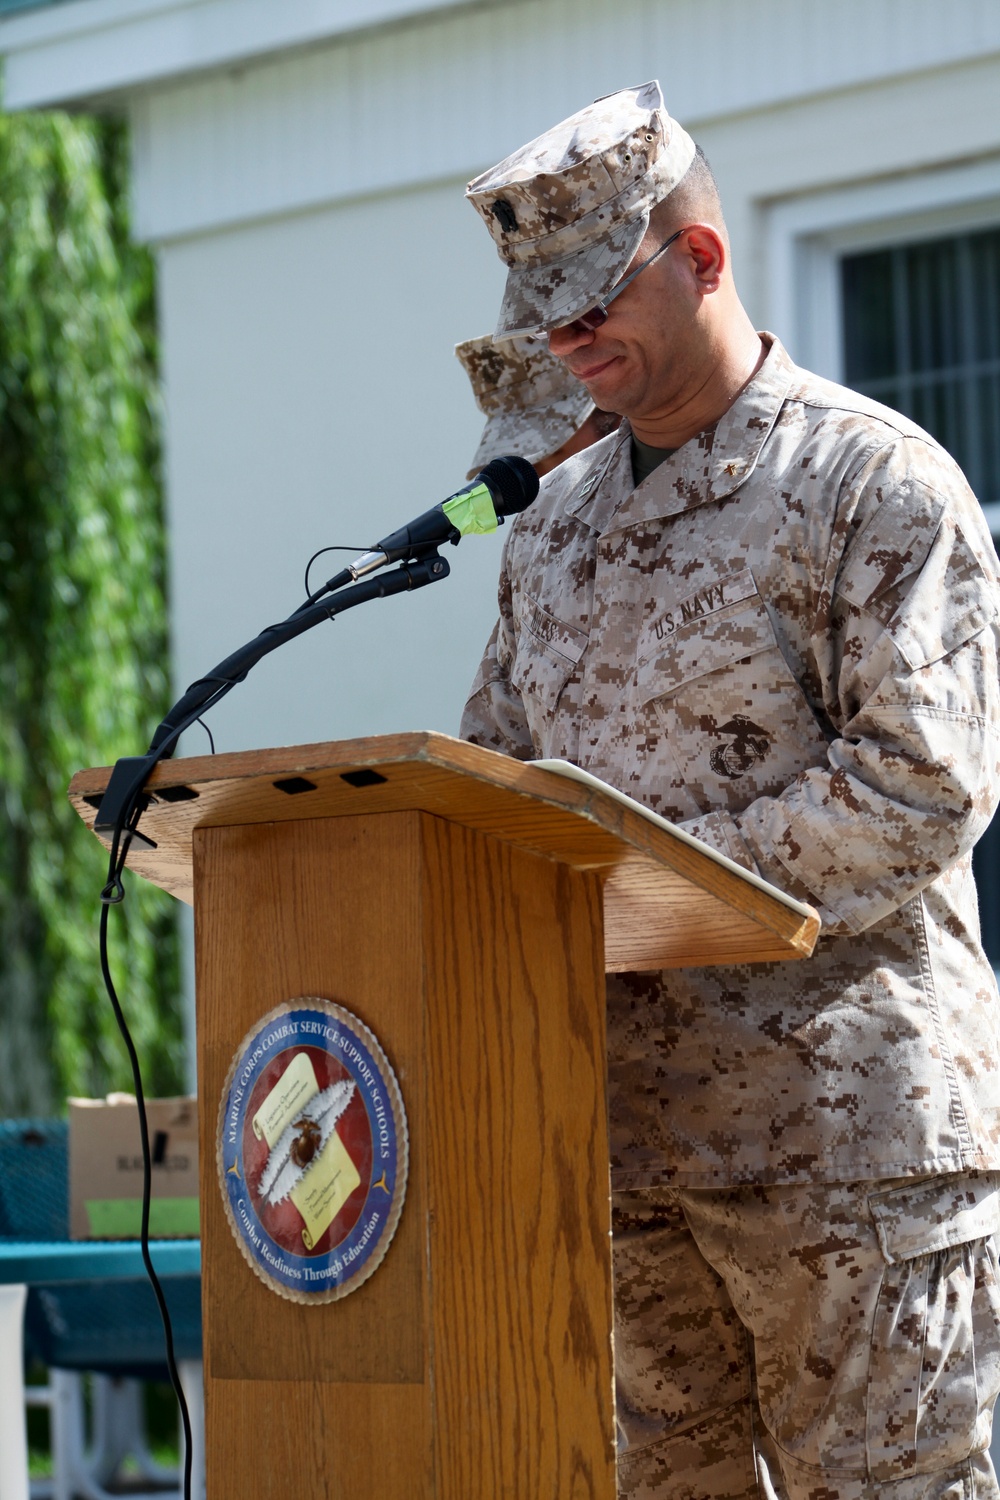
[70,733,818,1500]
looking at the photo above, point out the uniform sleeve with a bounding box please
[460,562,535,760]
[681,440,1000,935]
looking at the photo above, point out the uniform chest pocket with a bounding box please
[511,594,588,716]
[636,588,829,805]
[637,594,783,700]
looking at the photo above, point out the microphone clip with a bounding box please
[348,533,456,584]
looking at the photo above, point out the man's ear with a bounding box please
[684,224,726,293]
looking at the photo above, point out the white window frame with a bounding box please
[763,156,1000,533]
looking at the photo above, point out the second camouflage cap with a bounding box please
[466,81,695,339]
[456,334,595,480]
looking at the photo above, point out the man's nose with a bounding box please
[547,321,597,360]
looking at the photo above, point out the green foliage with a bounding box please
[0,111,181,1115]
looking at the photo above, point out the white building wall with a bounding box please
[157,177,508,754]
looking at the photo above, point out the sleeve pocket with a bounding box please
[887,523,999,672]
[836,496,999,672]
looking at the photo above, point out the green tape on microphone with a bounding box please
[442,482,497,536]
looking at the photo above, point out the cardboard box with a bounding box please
[69,1093,200,1240]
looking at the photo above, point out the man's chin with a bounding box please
[579,359,630,406]
[583,368,640,417]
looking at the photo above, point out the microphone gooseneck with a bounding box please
[99,455,542,807]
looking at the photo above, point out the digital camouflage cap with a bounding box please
[455,334,595,480]
[466,80,695,339]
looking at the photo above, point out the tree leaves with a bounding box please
[0,112,181,1115]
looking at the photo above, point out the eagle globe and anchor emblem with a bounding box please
[709,714,771,780]
[217,999,407,1304]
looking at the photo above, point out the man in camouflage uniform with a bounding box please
[456,332,618,478]
[461,81,1000,1498]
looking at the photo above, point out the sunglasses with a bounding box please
[549,225,688,337]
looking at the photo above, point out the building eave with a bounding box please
[0,0,514,111]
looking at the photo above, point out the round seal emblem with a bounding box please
[216,999,408,1304]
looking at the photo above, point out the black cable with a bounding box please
[195,716,216,755]
[99,800,193,1500]
[303,543,367,598]
[95,683,240,1499]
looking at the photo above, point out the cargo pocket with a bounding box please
[866,1174,1000,1481]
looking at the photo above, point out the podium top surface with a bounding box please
[69,732,819,971]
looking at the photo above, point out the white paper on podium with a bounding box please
[532,758,815,921]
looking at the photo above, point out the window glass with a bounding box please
[841,225,1000,960]
[842,226,1000,505]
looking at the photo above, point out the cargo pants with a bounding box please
[613,1174,1000,1498]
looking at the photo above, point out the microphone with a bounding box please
[312,455,539,600]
